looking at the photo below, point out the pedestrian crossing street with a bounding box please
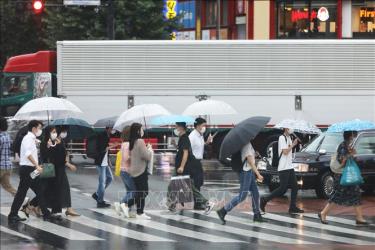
[1,206,374,249]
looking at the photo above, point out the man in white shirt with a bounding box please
[260,127,304,214]
[8,120,52,223]
[217,142,266,224]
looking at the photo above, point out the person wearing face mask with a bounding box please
[318,131,368,226]
[168,122,214,213]
[260,127,304,214]
[127,123,153,219]
[8,120,53,223]
[92,126,119,208]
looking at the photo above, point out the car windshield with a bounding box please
[302,133,342,153]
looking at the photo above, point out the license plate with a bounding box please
[271,175,280,183]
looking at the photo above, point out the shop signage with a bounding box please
[291,10,317,22]
[317,7,329,22]
[164,0,177,19]
[360,9,375,18]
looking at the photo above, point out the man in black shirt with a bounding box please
[168,122,214,213]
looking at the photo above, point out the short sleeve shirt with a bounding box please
[175,133,191,171]
[241,142,255,171]
[278,134,293,171]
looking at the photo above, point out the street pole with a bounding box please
[216,0,220,40]
[107,0,115,40]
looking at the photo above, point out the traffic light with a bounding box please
[32,0,44,14]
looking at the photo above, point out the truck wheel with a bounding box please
[315,171,334,199]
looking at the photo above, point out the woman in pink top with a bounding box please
[114,126,136,218]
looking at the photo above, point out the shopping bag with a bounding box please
[115,150,122,177]
[40,163,56,178]
[330,153,343,174]
[147,151,154,175]
[340,158,364,186]
[168,175,193,203]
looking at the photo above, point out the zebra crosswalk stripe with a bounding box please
[90,208,244,243]
[0,207,103,241]
[203,211,374,245]
[66,214,174,242]
[244,212,375,239]
[0,225,34,241]
[303,213,373,227]
[147,210,316,245]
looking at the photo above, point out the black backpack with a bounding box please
[86,134,98,159]
[272,135,287,168]
[220,151,247,173]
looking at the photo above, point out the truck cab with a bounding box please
[0,51,57,117]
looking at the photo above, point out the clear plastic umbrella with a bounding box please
[182,100,237,116]
[274,119,321,134]
[12,97,82,121]
[114,104,171,131]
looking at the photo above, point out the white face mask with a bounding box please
[288,128,294,134]
[50,132,57,140]
[140,129,144,138]
[174,129,180,137]
[60,132,68,139]
[35,129,42,137]
[200,126,206,134]
[111,129,116,135]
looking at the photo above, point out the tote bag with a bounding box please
[340,158,364,186]
[40,163,56,178]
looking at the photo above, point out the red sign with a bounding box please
[291,10,317,22]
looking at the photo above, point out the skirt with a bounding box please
[329,174,361,206]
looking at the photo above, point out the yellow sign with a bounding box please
[360,9,375,18]
[165,0,177,19]
[170,32,176,40]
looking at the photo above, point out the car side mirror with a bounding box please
[319,149,327,155]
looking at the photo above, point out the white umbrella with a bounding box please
[274,119,321,134]
[182,100,237,116]
[114,104,171,131]
[13,97,83,121]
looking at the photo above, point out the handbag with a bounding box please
[40,163,56,178]
[115,150,122,177]
[168,175,193,203]
[147,150,154,175]
[340,158,364,186]
[330,153,343,174]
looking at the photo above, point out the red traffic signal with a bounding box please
[32,0,44,14]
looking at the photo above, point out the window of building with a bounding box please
[205,0,228,27]
[352,0,375,38]
[276,0,337,39]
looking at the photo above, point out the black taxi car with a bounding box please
[258,130,375,199]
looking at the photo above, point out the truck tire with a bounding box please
[315,171,334,199]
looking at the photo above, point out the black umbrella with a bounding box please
[93,116,118,128]
[219,116,271,160]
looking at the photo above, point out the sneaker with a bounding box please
[114,202,121,216]
[253,213,267,223]
[204,201,215,215]
[289,207,304,214]
[136,213,151,220]
[120,203,130,218]
[97,202,111,208]
[92,193,98,202]
[216,208,227,225]
[260,197,267,213]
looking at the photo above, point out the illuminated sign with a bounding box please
[360,9,375,18]
[317,7,329,21]
[291,10,317,22]
[165,0,177,19]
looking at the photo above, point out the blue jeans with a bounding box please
[95,165,113,203]
[224,170,260,215]
[120,171,135,205]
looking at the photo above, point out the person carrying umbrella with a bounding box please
[168,122,214,213]
[217,117,269,224]
[260,127,304,214]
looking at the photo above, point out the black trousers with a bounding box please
[264,169,298,208]
[9,166,50,217]
[128,170,148,215]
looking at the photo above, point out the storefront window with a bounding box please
[352,0,375,38]
[205,0,228,27]
[276,0,337,39]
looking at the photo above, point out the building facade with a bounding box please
[174,0,375,40]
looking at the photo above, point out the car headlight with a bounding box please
[293,163,309,172]
[257,160,268,170]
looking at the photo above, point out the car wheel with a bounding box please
[315,171,334,199]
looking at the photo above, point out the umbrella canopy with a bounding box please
[114,104,171,131]
[219,116,271,160]
[13,97,82,121]
[183,100,237,116]
[150,115,195,126]
[327,119,375,133]
[274,119,321,134]
[93,116,118,128]
[50,118,94,139]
